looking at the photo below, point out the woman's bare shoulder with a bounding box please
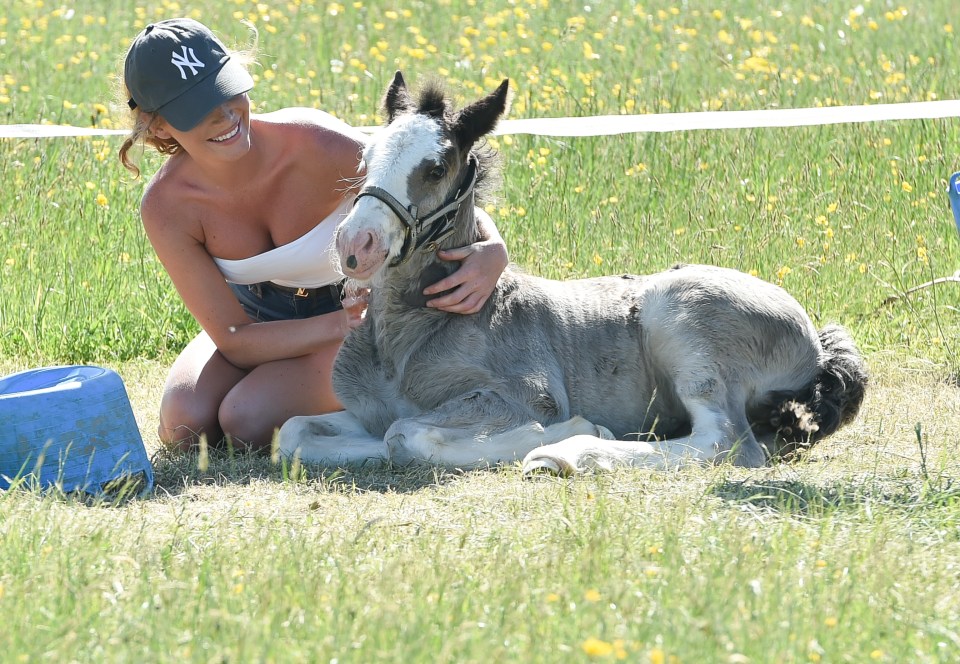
[253,108,367,186]
[139,164,176,223]
[255,107,370,146]
[139,161,202,241]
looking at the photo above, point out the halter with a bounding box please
[354,153,479,267]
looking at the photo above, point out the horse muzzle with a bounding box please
[336,226,390,280]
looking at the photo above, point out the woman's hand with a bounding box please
[341,288,370,332]
[423,238,509,314]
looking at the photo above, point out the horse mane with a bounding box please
[413,79,503,207]
[415,79,447,118]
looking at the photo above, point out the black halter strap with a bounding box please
[354,153,479,267]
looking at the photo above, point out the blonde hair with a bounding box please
[117,22,259,178]
[117,105,184,178]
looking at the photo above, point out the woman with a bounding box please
[119,18,508,452]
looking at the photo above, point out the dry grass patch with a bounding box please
[2,355,959,662]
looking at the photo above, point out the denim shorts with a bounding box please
[229,281,345,323]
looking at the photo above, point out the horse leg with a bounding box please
[523,382,768,475]
[278,410,387,466]
[383,389,611,469]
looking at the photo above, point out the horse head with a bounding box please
[336,71,510,284]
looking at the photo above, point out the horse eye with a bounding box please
[428,164,446,180]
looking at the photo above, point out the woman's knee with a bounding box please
[158,388,222,451]
[218,350,343,452]
[217,391,278,453]
[158,333,246,452]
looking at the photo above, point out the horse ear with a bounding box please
[451,79,511,149]
[382,71,415,124]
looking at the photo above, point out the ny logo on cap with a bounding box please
[171,45,206,80]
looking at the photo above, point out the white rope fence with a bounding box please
[3,99,960,139]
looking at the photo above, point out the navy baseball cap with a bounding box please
[124,18,254,131]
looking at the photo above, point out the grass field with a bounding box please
[2,1,960,662]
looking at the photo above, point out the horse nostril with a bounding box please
[346,255,358,269]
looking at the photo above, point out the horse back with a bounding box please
[481,269,675,437]
[486,264,822,437]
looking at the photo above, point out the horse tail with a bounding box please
[812,323,869,435]
[766,324,868,460]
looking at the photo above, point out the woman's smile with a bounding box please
[209,120,241,143]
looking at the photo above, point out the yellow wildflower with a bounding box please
[582,637,614,657]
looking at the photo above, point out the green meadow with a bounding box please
[1,1,959,662]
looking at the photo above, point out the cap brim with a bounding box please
[159,58,254,132]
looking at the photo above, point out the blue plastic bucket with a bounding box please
[0,366,154,496]
[948,172,960,236]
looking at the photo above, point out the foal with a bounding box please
[279,73,868,474]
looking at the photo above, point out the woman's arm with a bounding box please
[209,293,366,369]
[140,187,364,370]
[422,207,509,314]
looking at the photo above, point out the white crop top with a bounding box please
[212,196,353,288]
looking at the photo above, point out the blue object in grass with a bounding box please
[0,366,154,496]
[949,172,960,236]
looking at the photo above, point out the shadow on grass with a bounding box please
[709,475,960,515]
[148,446,483,498]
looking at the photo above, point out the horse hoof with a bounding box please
[595,424,615,440]
[522,455,570,477]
